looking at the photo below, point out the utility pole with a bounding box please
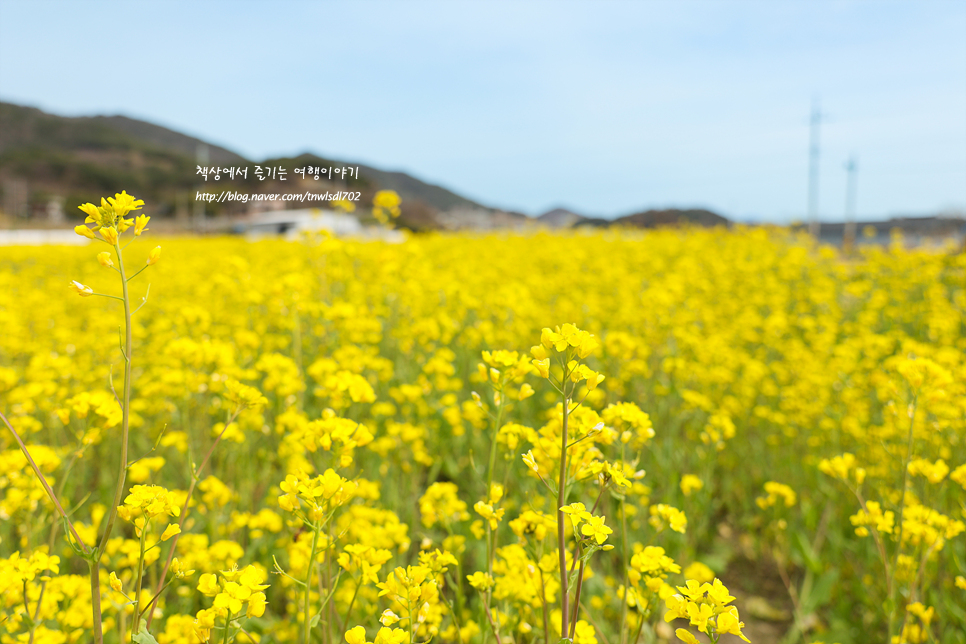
[807,98,827,239]
[843,156,858,250]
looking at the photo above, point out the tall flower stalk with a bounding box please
[529,324,605,641]
[70,192,159,643]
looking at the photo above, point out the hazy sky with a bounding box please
[1,0,964,221]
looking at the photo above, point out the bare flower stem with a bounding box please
[145,408,242,629]
[90,241,134,644]
[557,391,571,640]
[0,411,89,553]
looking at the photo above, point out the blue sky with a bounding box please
[1,0,964,221]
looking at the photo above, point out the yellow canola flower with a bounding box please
[560,502,592,529]
[78,203,101,223]
[160,523,181,541]
[907,458,949,485]
[950,464,966,490]
[473,500,504,529]
[6,213,966,633]
[171,557,194,578]
[682,561,714,584]
[819,453,866,485]
[247,591,267,617]
[650,504,688,534]
[374,628,409,644]
[96,251,114,268]
[74,224,96,239]
[850,501,894,537]
[213,580,250,614]
[371,190,402,226]
[466,571,494,590]
[688,601,715,633]
[680,474,704,497]
[107,190,144,218]
[69,280,93,297]
[379,609,400,626]
[756,481,797,509]
[675,629,700,644]
[580,515,613,544]
[147,245,162,265]
[100,226,118,245]
[717,606,752,642]
[522,450,539,472]
[134,214,150,236]
[531,357,550,379]
[345,626,370,644]
[197,572,220,596]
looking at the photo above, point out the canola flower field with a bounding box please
[1,193,964,644]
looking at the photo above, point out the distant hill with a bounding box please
[1,101,739,232]
[0,102,202,215]
[575,208,730,229]
[260,152,485,213]
[0,102,489,228]
[537,207,585,228]
[615,208,729,228]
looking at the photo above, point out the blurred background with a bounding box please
[0,0,964,241]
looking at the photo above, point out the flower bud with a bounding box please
[100,226,118,245]
[147,246,161,265]
[97,251,114,268]
[69,280,93,297]
[74,224,96,239]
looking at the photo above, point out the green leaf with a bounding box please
[309,613,320,628]
[132,621,160,644]
[802,569,839,613]
[567,567,581,592]
[794,530,822,574]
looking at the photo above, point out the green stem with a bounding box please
[569,559,586,639]
[132,521,148,639]
[485,394,505,493]
[93,241,134,644]
[339,576,361,635]
[222,610,233,644]
[887,394,918,642]
[0,412,89,551]
[145,408,242,629]
[538,562,550,644]
[304,525,320,644]
[630,610,646,644]
[440,589,465,644]
[139,577,178,623]
[409,597,416,644]
[92,293,125,302]
[619,448,629,644]
[127,264,148,282]
[557,390,571,640]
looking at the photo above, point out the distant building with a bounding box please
[807,216,966,248]
[245,209,362,240]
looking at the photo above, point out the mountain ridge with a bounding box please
[0,101,492,228]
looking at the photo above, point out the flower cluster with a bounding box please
[195,564,270,640]
[665,578,750,643]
